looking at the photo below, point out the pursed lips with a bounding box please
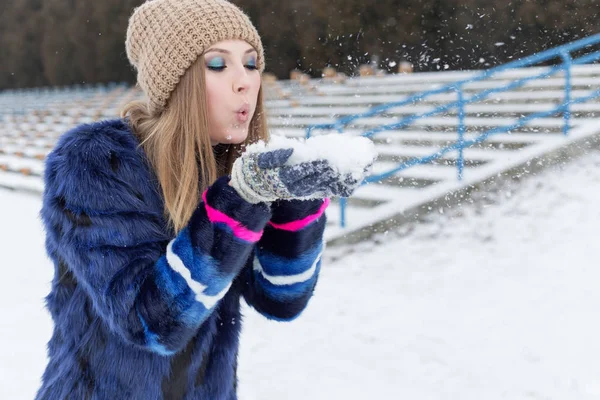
[236,103,250,123]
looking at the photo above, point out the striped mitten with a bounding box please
[230,148,362,204]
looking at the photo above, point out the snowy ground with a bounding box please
[2,150,600,399]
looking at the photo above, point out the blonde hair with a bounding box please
[120,56,269,233]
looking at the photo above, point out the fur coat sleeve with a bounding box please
[40,119,272,355]
[242,198,328,321]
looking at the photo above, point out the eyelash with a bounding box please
[207,64,258,72]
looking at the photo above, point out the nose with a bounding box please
[233,68,251,94]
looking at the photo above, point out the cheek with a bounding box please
[252,75,262,94]
[205,78,220,107]
[205,79,225,123]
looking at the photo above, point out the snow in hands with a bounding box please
[229,133,378,204]
[246,134,378,181]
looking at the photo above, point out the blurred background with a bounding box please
[2,0,600,88]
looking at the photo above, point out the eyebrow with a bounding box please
[205,48,257,55]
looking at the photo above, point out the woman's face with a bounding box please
[204,39,261,146]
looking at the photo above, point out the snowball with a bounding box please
[245,134,378,178]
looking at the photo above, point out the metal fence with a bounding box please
[306,33,600,227]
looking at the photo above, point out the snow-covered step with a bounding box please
[271,128,565,146]
[324,202,379,227]
[0,156,44,175]
[371,130,558,144]
[0,143,50,154]
[374,144,504,161]
[264,89,600,108]
[0,138,55,149]
[0,124,65,133]
[269,116,582,129]
[2,118,88,129]
[317,76,600,96]
[336,64,600,87]
[371,162,459,181]
[267,101,600,118]
[0,122,67,132]
[350,184,423,203]
[0,171,44,192]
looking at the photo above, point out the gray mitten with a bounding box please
[230,148,363,204]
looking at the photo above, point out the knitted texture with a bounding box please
[230,148,366,204]
[125,0,265,114]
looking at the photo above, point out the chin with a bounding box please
[233,134,249,144]
[223,128,249,145]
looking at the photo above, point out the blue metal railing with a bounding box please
[306,33,600,228]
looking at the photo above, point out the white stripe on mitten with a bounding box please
[230,157,275,204]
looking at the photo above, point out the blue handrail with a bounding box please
[305,33,600,228]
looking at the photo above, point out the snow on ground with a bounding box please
[2,150,600,399]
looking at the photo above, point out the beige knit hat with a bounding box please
[125,0,265,114]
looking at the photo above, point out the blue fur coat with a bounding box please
[36,119,327,400]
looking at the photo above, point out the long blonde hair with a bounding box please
[120,56,269,233]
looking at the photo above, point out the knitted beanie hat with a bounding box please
[125,0,265,114]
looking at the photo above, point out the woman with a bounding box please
[36,0,370,399]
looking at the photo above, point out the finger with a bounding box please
[257,148,294,169]
[331,172,363,196]
[280,159,334,182]
[331,180,359,198]
[343,173,361,186]
[288,171,340,196]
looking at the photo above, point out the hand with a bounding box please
[230,148,365,204]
